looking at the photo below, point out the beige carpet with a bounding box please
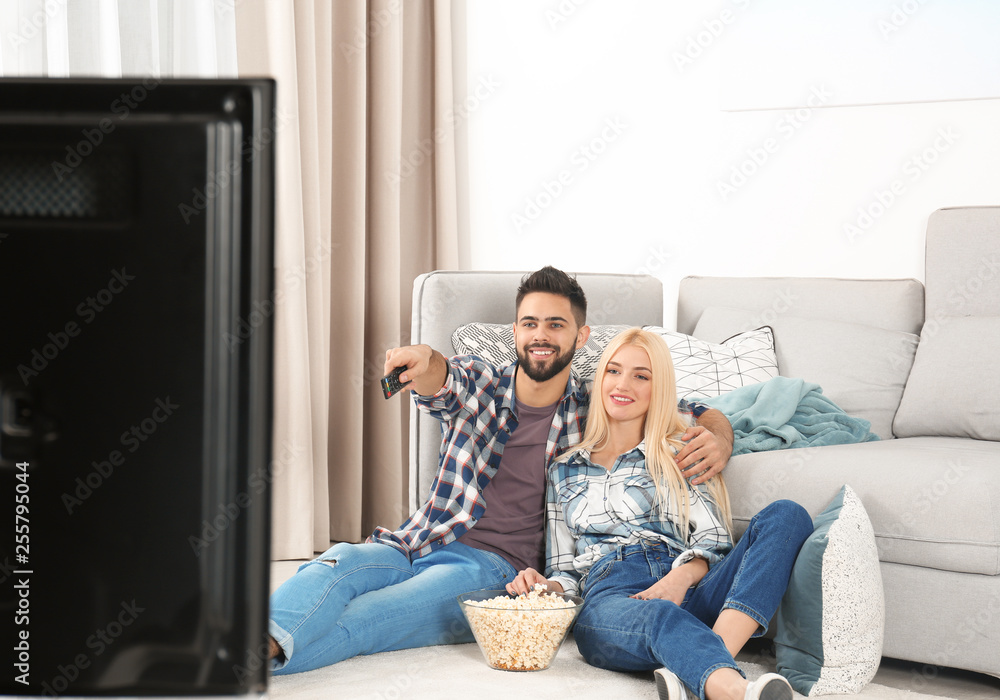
[267,636,952,700]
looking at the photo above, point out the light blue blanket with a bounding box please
[702,377,879,456]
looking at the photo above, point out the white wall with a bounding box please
[461,0,1000,327]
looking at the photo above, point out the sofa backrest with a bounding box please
[924,205,1000,319]
[676,277,925,338]
[676,276,925,439]
[408,270,664,512]
[893,206,1000,440]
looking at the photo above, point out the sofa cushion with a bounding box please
[693,306,918,439]
[451,323,778,399]
[893,316,1000,441]
[641,325,777,399]
[776,485,884,696]
[724,437,1000,577]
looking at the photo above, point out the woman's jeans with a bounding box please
[573,500,813,700]
[268,540,517,674]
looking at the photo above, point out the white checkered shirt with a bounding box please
[546,440,732,596]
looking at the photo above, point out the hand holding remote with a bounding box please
[380,366,410,399]
[382,344,447,398]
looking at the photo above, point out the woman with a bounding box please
[506,328,813,700]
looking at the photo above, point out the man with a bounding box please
[268,266,733,674]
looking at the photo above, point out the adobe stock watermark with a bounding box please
[0,555,14,586]
[878,0,931,40]
[420,278,462,329]
[705,288,799,336]
[31,599,145,696]
[51,77,162,182]
[901,594,1000,694]
[238,562,476,685]
[188,439,305,557]
[884,332,921,375]
[5,0,66,49]
[843,126,959,242]
[545,0,590,30]
[223,238,334,352]
[231,633,274,685]
[356,337,412,395]
[743,446,817,516]
[371,662,427,699]
[339,0,402,62]
[943,254,999,313]
[61,397,179,515]
[673,0,753,74]
[386,74,501,191]
[717,85,832,202]
[587,244,675,325]
[893,251,1000,365]
[746,288,798,330]
[511,116,627,233]
[875,459,972,561]
[355,279,461,392]
[178,108,294,224]
[231,634,428,691]
[16,267,137,387]
[213,0,246,15]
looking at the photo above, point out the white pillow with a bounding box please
[776,485,884,696]
[641,326,778,399]
[451,323,777,399]
[893,316,1000,440]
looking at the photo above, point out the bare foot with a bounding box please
[268,635,283,661]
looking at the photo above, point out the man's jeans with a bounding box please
[268,540,517,674]
[573,500,813,700]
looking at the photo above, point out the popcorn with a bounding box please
[460,585,580,671]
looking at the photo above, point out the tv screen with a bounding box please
[0,77,275,695]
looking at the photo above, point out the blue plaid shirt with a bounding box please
[546,441,732,596]
[368,356,588,559]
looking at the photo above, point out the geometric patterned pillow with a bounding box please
[775,484,885,696]
[450,323,631,381]
[641,325,778,399]
[451,323,776,400]
[450,322,516,365]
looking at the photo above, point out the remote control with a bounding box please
[380,366,411,399]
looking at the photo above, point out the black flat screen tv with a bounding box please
[0,77,275,696]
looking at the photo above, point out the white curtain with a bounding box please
[0,0,237,78]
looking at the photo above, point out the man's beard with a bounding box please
[517,343,575,382]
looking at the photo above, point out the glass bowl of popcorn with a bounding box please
[457,585,584,671]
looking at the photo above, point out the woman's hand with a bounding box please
[505,568,564,596]
[629,559,708,605]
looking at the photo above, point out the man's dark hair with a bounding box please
[515,266,587,327]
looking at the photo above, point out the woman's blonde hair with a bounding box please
[565,328,732,539]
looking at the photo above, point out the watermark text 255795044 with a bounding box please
[50,78,162,181]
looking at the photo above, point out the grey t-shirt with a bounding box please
[458,395,558,572]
